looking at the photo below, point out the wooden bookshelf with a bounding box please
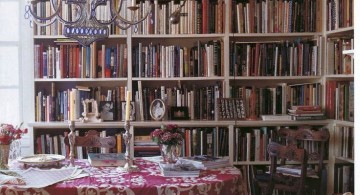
[28,0,354,194]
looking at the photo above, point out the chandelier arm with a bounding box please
[115,7,151,26]
[113,21,132,30]
[50,0,83,25]
[26,1,62,22]
[101,0,126,25]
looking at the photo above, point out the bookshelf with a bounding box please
[27,0,354,194]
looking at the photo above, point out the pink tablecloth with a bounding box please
[1,159,248,195]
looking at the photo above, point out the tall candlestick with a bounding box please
[125,91,131,121]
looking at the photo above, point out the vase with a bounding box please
[0,144,10,169]
[160,144,181,164]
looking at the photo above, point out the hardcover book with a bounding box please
[87,153,126,167]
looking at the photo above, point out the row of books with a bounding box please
[229,40,321,77]
[132,40,223,78]
[233,126,330,162]
[231,83,322,120]
[334,164,354,193]
[135,82,222,121]
[35,129,126,159]
[334,126,353,160]
[326,80,354,121]
[327,0,353,31]
[35,85,129,122]
[34,42,128,79]
[230,0,320,33]
[327,37,354,75]
[33,0,225,36]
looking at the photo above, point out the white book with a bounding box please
[246,132,251,161]
[138,81,144,121]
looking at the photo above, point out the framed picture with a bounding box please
[149,99,166,121]
[99,101,115,121]
[121,101,136,121]
[170,107,189,120]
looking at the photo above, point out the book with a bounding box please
[260,114,292,121]
[291,115,326,121]
[158,162,201,177]
[179,155,230,170]
[87,153,126,167]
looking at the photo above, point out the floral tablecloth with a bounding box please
[0,158,248,195]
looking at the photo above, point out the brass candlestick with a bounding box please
[68,120,76,167]
[118,120,139,172]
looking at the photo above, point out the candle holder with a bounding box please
[117,120,139,172]
[68,120,76,167]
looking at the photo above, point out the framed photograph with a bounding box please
[149,99,166,121]
[121,101,136,121]
[99,101,115,121]
[170,107,189,120]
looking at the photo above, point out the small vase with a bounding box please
[160,144,181,164]
[0,144,10,169]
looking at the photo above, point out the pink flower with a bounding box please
[0,123,27,145]
[150,124,184,146]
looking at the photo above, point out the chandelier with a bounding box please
[24,0,155,46]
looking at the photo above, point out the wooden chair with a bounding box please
[253,141,308,195]
[252,126,330,195]
[278,126,330,195]
[64,130,117,165]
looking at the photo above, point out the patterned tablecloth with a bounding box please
[0,158,248,195]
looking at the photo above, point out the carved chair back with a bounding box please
[65,130,116,154]
[266,141,308,195]
[277,126,330,194]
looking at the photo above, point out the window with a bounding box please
[0,0,21,124]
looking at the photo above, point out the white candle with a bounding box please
[131,0,136,6]
[125,91,131,121]
[70,90,76,121]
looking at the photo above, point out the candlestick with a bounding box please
[117,120,139,172]
[131,0,136,7]
[125,91,131,121]
[68,120,76,167]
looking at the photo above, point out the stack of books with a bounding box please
[288,105,326,120]
[179,155,230,169]
[158,162,201,177]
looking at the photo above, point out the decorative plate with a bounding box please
[18,154,65,167]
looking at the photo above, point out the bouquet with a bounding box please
[0,123,28,145]
[150,124,184,146]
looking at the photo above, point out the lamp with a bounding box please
[24,0,152,46]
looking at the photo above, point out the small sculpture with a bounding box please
[80,99,102,123]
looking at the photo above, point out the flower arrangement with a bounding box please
[0,123,28,145]
[150,124,184,146]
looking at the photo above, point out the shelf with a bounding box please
[333,120,354,127]
[132,34,225,39]
[326,27,354,37]
[324,75,354,80]
[335,157,354,164]
[28,120,237,129]
[34,78,128,82]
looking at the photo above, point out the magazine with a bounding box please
[87,153,126,167]
[158,162,201,177]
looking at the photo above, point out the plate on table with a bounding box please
[18,154,66,168]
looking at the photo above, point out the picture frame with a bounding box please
[149,99,166,121]
[99,101,115,121]
[170,107,189,120]
[121,101,136,121]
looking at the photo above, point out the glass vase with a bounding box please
[0,144,10,169]
[160,144,181,164]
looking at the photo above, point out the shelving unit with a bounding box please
[27,0,354,194]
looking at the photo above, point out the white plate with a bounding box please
[18,154,65,166]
